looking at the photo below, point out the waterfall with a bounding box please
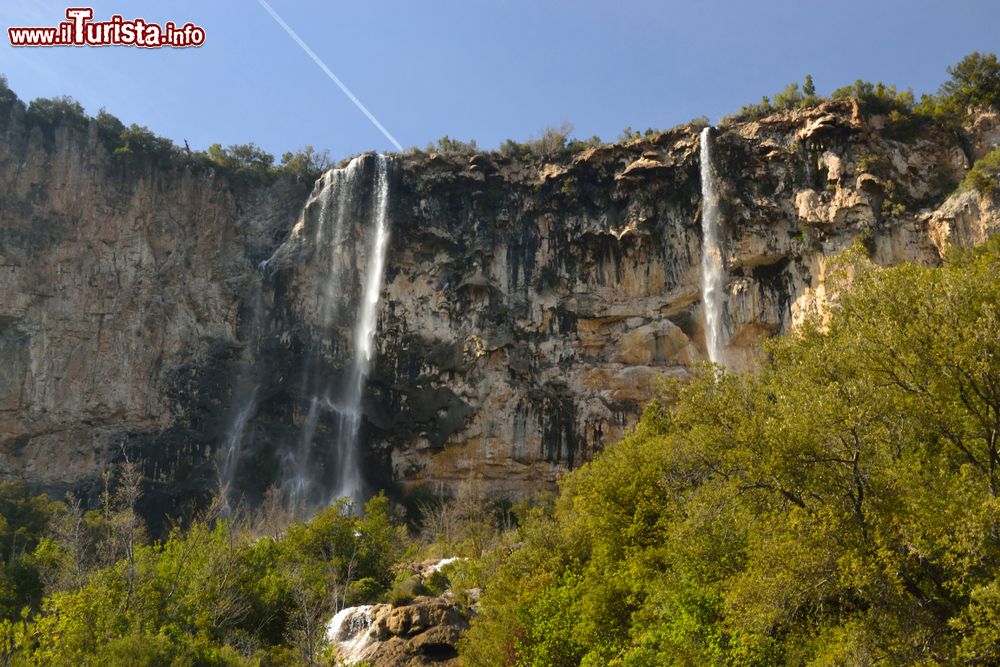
[222,154,392,512]
[327,605,376,664]
[333,154,391,503]
[219,268,268,504]
[284,154,392,509]
[699,127,728,366]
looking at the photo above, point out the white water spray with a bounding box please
[699,127,727,366]
[284,154,391,509]
[332,154,390,503]
[326,605,376,664]
[223,155,392,512]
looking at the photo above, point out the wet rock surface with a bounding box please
[327,596,470,666]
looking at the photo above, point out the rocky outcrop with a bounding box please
[1,95,999,513]
[327,597,469,666]
[927,188,1000,254]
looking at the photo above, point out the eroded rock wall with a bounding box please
[0,104,307,516]
[1,99,998,510]
[358,102,996,498]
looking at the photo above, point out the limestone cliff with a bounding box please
[0,101,308,516]
[1,97,998,512]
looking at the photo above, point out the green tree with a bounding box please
[461,237,1000,665]
[940,51,1000,110]
[803,74,816,97]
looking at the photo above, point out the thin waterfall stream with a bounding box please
[699,127,728,366]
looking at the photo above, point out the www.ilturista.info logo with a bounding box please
[8,8,205,48]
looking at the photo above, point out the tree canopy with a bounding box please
[461,237,1000,665]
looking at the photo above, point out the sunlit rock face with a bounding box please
[1,98,997,514]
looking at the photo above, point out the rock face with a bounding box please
[0,101,307,518]
[1,97,999,511]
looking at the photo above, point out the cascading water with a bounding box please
[326,605,376,664]
[332,154,390,503]
[284,154,392,509]
[222,154,392,512]
[699,127,728,366]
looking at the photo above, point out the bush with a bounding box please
[94,108,125,146]
[530,122,573,160]
[724,75,825,123]
[617,126,661,142]
[498,138,533,161]
[0,75,20,110]
[424,569,450,596]
[496,123,591,162]
[279,145,331,181]
[960,146,1000,198]
[114,123,176,162]
[914,52,1000,128]
[203,142,274,178]
[831,79,915,115]
[387,575,431,606]
[427,135,478,155]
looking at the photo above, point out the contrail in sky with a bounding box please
[255,0,404,151]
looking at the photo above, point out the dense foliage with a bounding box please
[0,487,402,666]
[939,52,1000,112]
[461,238,1000,665]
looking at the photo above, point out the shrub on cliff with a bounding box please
[279,145,331,181]
[428,135,479,155]
[114,123,178,163]
[831,79,915,114]
[461,237,1000,665]
[915,52,1000,128]
[960,146,1000,198]
[940,51,1000,111]
[723,75,825,123]
[0,75,20,112]
[496,123,597,162]
[24,96,90,135]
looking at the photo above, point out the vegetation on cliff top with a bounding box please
[2,51,997,176]
[0,75,330,184]
[723,51,1000,135]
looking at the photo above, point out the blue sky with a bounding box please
[2,0,998,161]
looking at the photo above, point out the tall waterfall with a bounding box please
[285,154,392,508]
[699,127,727,366]
[336,154,390,502]
[222,154,392,512]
